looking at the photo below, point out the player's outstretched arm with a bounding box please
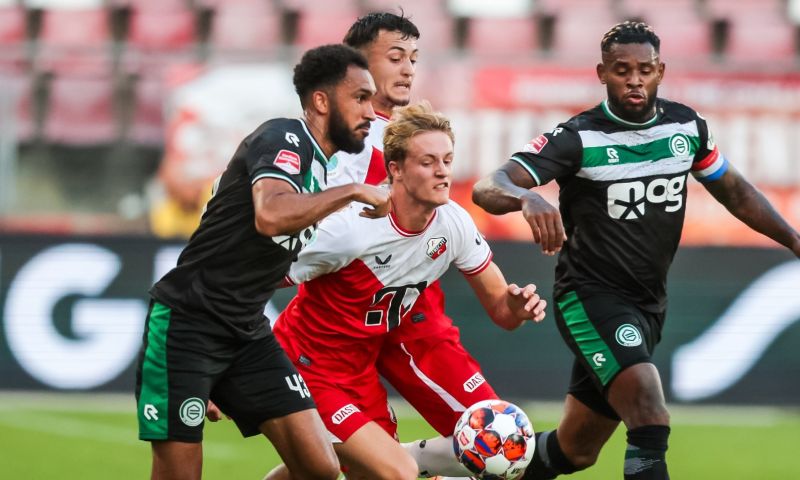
[473,162,566,255]
[703,164,800,258]
[252,179,390,237]
[464,262,547,331]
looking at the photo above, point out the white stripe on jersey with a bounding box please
[576,155,692,181]
[578,120,700,148]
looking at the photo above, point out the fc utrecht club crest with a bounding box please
[274,149,301,175]
[426,237,447,260]
[523,134,548,154]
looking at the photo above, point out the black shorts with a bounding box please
[135,300,315,442]
[554,290,664,420]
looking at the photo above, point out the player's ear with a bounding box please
[387,160,402,181]
[311,89,330,115]
[596,62,606,84]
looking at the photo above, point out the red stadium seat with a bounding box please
[294,9,360,50]
[44,74,118,144]
[725,20,797,63]
[127,7,196,52]
[466,16,538,58]
[0,6,28,72]
[548,6,619,63]
[282,0,360,13]
[127,73,164,145]
[409,11,454,56]
[207,1,282,58]
[0,6,25,46]
[35,7,112,74]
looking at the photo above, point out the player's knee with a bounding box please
[627,400,670,428]
[290,453,340,480]
[373,456,418,480]
[567,449,600,471]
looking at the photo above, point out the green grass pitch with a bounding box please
[1,393,798,479]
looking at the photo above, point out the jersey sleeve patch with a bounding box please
[523,134,548,154]
[274,149,301,175]
[691,146,728,183]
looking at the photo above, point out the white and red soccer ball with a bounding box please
[453,399,535,479]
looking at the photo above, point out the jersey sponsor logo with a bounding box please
[365,282,427,330]
[463,372,486,392]
[522,134,548,154]
[274,149,301,175]
[615,324,643,347]
[607,147,620,164]
[669,134,690,156]
[285,132,300,147]
[143,404,159,421]
[179,397,205,427]
[272,225,317,253]
[331,403,360,424]
[426,237,447,260]
[607,175,686,220]
[375,254,392,266]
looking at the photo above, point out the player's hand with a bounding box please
[355,184,391,219]
[506,283,547,323]
[520,193,566,256]
[206,400,229,422]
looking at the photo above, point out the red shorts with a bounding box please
[377,325,498,437]
[273,326,396,442]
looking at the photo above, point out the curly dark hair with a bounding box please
[293,44,369,108]
[601,20,660,54]
[343,11,420,49]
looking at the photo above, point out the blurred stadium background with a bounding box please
[0,0,798,478]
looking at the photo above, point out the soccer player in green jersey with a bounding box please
[472,21,800,480]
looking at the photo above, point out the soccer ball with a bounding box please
[453,399,535,479]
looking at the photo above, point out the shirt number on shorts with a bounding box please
[285,373,311,398]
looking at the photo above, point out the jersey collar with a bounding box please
[375,111,391,122]
[298,118,329,164]
[389,209,437,237]
[601,99,659,129]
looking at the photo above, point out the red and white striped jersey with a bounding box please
[326,112,390,186]
[274,200,492,375]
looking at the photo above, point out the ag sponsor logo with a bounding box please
[607,174,686,220]
[272,225,317,253]
[669,134,690,156]
[179,397,205,427]
[274,149,301,175]
[331,403,361,425]
[463,372,486,392]
[522,134,548,154]
[426,237,448,260]
[615,324,643,347]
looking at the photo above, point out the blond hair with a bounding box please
[383,101,455,181]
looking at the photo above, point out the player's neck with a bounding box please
[302,114,335,158]
[372,98,395,119]
[389,191,437,232]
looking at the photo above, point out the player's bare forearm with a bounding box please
[472,163,537,214]
[253,180,388,237]
[705,167,800,256]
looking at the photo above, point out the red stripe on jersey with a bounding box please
[375,111,391,122]
[389,210,438,237]
[364,146,387,185]
[461,252,493,276]
[692,146,719,171]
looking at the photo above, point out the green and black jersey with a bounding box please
[511,98,728,313]
[151,118,329,339]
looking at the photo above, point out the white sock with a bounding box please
[402,435,474,477]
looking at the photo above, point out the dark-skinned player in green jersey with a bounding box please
[473,21,800,480]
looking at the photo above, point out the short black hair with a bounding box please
[343,11,420,49]
[601,20,660,54]
[293,44,369,108]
